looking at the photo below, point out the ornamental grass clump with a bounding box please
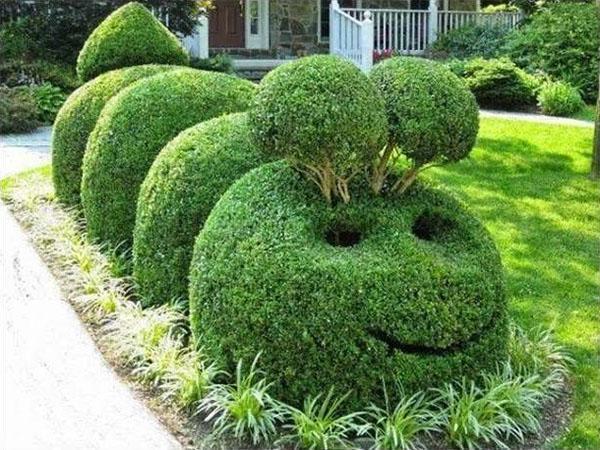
[369,57,479,194]
[277,389,367,450]
[198,354,284,445]
[76,2,189,82]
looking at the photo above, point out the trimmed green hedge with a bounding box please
[133,112,271,307]
[189,161,508,409]
[52,64,176,206]
[249,55,387,181]
[76,2,189,82]
[370,57,479,166]
[81,68,256,250]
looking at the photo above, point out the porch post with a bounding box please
[330,0,340,54]
[360,11,374,72]
[428,0,438,46]
[198,15,209,59]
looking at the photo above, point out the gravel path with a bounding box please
[1,129,182,450]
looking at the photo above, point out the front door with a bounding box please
[209,0,245,48]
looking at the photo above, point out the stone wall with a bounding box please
[269,0,322,57]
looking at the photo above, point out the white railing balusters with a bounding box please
[329,0,373,72]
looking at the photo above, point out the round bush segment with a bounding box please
[370,57,479,166]
[133,112,273,308]
[249,55,388,179]
[189,162,508,409]
[76,2,189,82]
[81,68,256,250]
[52,64,178,206]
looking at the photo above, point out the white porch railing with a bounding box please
[329,0,374,72]
[438,11,522,34]
[332,2,522,70]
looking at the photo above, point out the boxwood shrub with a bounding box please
[189,161,508,409]
[370,57,479,167]
[455,57,540,110]
[133,112,272,308]
[81,68,256,250]
[52,65,177,206]
[249,54,387,202]
[76,2,189,82]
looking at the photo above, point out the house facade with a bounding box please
[206,0,481,58]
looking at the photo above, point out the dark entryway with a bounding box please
[209,0,245,48]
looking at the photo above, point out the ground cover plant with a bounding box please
[133,112,273,307]
[81,67,256,250]
[0,86,40,133]
[76,2,189,82]
[1,114,595,448]
[52,64,178,206]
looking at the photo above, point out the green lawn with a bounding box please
[428,118,599,449]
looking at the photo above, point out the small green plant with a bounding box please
[198,354,283,445]
[507,323,573,395]
[278,388,366,450]
[430,24,511,59]
[133,332,184,384]
[0,86,40,134]
[435,379,518,450]
[366,384,440,450]
[105,303,185,364]
[162,348,223,410]
[537,81,585,117]
[190,54,234,73]
[32,83,67,124]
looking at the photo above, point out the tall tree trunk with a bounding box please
[592,1,600,179]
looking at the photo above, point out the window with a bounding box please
[249,0,259,35]
[319,0,358,42]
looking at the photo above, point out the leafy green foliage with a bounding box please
[133,112,271,308]
[504,3,599,101]
[250,55,387,203]
[31,83,67,124]
[162,348,223,410]
[52,65,177,207]
[537,81,585,117]
[190,54,234,74]
[430,25,511,59]
[199,354,283,445]
[370,57,479,167]
[278,389,366,450]
[0,86,40,134]
[366,385,440,450]
[0,1,206,65]
[76,2,189,82]
[0,60,80,92]
[81,68,256,250]
[189,161,508,410]
[454,57,540,110]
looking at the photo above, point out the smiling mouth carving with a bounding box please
[366,326,486,357]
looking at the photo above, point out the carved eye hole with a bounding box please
[412,210,455,242]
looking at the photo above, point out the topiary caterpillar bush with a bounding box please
[76,2,189,82]
[52,65,178,206]
[133,113,273,308]
[81,68,256,250]
[189,161,508,409]
[188,54,506,409]
[249,55,387,204]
